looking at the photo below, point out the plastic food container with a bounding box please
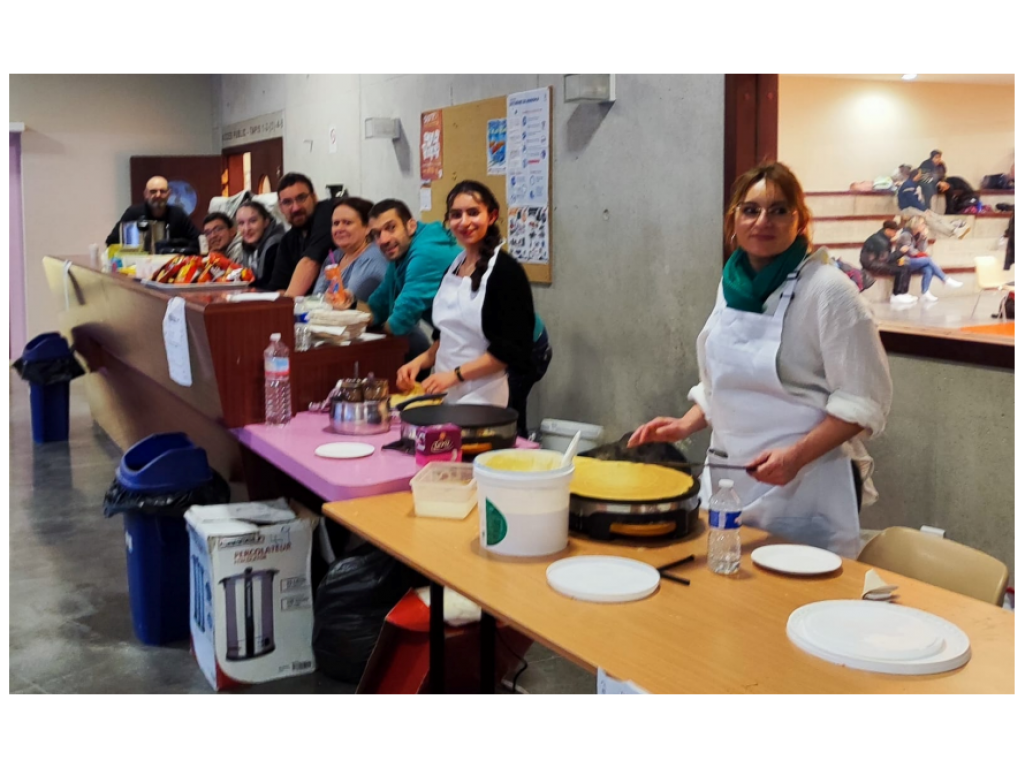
[473,449,574,557]
[410,462,477,519]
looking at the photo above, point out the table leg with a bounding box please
[430,581,445,694]
[480,612,496,694]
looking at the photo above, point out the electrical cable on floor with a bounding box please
[497,630,529,694]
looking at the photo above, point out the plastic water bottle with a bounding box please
[264,333,292,426]
[707,479,742,575]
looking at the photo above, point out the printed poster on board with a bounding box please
[506,87,551,265]
[487,118,507,175]
[420,110,443,181]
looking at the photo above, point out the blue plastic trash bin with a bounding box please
[22,333,73,444]
[116,433,215,645]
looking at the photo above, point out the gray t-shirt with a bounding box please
[313,242,389,303]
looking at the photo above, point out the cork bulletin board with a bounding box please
[419,88,553,284]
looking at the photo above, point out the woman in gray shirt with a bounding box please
[314,197,388,306]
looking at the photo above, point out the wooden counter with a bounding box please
[43,256,407,484]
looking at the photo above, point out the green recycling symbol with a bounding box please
[485,499,508,546]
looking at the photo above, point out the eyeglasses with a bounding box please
[204,224,229,236]
[279,192,311,207]
[736,203,796,223]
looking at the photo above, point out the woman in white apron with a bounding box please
[630,163,892,558]
[395,181,535,407]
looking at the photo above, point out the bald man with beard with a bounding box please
[106,175,201,251]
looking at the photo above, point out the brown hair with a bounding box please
[724,161,812,246]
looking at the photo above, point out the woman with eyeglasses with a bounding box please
[396,180,534,407]
[629,162,892,557]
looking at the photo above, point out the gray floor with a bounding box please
[867,291,1011,331]
[8,374,594,694]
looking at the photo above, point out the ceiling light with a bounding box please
[902,74,918,81]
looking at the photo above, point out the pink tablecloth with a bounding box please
[234,411,536,502]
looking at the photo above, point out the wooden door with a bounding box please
[222,138,284,196]
[129,155,225,230]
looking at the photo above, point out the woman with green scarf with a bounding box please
[629,163,892,558]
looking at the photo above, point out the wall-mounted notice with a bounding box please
[221,111,285,149]
[506,88,551,265]
[419,185,432,212]
[420,110,444,181]
[487,118,507,175]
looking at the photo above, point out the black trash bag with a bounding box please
[580,431,689,467]
[102,471,230,518]
[12,355,85,387]
[313,543,422,684]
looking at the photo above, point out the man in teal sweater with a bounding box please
[366,199,462,360]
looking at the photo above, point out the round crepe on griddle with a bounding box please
[570,456,694,501]
[389,384,442,410]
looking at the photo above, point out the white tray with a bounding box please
[141,279,253,291]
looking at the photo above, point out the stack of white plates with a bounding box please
[787,600,971,675]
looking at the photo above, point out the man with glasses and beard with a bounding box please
[105,175,200,251]
[269,172,335,295]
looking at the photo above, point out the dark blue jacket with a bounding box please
[897,178,926,211]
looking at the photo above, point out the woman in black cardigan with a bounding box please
[396,181,534,407]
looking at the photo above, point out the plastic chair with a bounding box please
[972,256,1013,317]
[858,527,1009,605]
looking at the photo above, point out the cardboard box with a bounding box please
[187,499,318,691]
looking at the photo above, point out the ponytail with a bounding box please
[471,224,502,292]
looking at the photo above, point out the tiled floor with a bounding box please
[8,374,594,694]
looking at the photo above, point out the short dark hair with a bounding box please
[277,172,315,196]
[203,212,234,229]
[331,196,374,226]
[369,199,413,225]
[882,220,899,230]
[930,150,942,159]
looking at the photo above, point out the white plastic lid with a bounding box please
[270,333,281,341]
[718,479,734,489]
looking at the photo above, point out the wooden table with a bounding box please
[322,492,1014,694]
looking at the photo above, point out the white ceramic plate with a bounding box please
[314,442,375,459]
[787,600,971,675]
[546,556,660,603]
[752,544,843,576]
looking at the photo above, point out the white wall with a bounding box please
[779,76,1014,191]
[213,74,727,448]
[10,74,217,339]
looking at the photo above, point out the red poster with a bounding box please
[420,110,443,181]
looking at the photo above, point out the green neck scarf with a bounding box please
[722,236,809,313]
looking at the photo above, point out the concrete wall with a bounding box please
[779,76,1015,191]
[10,74,217,339]
[213,74,727,455]
[863,356,1015,585]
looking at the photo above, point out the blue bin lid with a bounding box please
[117,432,212,495]
[22,333,71,362]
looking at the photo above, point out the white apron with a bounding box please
[432,249,509,406]
[700,263,860,557]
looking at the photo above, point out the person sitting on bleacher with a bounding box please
[894,216,964,303]
[860,220,915,306]
[898,168,970,239]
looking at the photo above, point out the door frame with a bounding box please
[221,137,284,197]
[10,126,27,359]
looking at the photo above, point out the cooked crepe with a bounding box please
[389,384,442,410]
[570,456,694,501]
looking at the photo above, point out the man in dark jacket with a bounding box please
[105,176,201,251]
[861,220,914,305]
[270,172,334,295]
[898,168,969,239]
[918,149,949,209]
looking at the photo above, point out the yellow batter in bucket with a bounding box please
[570,456,694,501]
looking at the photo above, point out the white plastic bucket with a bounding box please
[539,419,604,454]
[473,449,574,557]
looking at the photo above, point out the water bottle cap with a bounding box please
[270,333,281,342]
[718,479,734,489]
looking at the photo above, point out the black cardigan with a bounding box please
[433,250,535,374]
